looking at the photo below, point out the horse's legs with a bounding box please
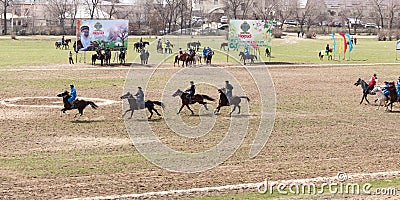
[177,105,185,114]
[364,94,370,104]
[186,105,195,115]
[122,109,132,117]
[147,107,153,119]
[214,106,221,114]
[230,105,237,116]
[153,108,161,116]
[237,105,241,114]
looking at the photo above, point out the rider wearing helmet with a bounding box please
[382,81,390,97]
[68,84,77,108]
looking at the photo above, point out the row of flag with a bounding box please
[329,33,353,54]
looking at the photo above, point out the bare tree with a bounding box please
[84,0,101,19]
[239,0,253,19]
[275,0,296,29]
[294,0,325,32]
[223,0,242,19]
[370,0,385,29]
[251,0,278,20]
[387,0,400,30]
[47,0,71,34]
[1,0,9,35]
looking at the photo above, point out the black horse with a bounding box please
[187,41,201,51]
[120,92,164,119]
[119,50,126,64]
[354,78,374,104]
[214,89,250,116]
[172,89,215,115]
[104,48,111,65]
[57,90,98,119]
[134,41,149,52]
[92,50,105,66]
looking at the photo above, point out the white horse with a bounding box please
[371,87,388,110]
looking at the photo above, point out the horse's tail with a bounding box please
[152,101,165,109]
[88,101,99,109]
[202,95,215,101]
[238,96,250,102]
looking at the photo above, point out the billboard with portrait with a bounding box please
[228,20,273,49]
[75,19,129,51]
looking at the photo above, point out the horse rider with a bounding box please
[134,86,145,109]
[325,43,330,55]
[188,48,196,56]
[396,76,400,97]
[381,81,391,97]
[244,47,249,56]
[224,80,233,103]
[367,73,378,93]
[203,47,209,58]
[185,81,196,102]
[166,40,171,47]
[68,84,77,108]
[178,48,184,59]
[61,36,65,45]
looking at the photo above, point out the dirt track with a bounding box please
[1,63,399,199]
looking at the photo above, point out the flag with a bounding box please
[330,34,336,53]
[345,33,353,52]
[339,33,347,53]
[397,40,400,51]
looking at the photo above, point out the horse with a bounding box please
[92,50,105,66]
[140,49,149,65]
[120,92,164,119]
[172,89,215,115]
[239,52,257,64]
[134,41,149,52]
[384,82,399,112]
[62,39,71,49]
[165,43,174,54]
[174,53,188,67]
[104,48,111,65]
[119,50,126,64]
[205,51,213,65]
[354,78,374,104]
[371,87,388,110]
[185,52,197,66]
[187,41,201,51]
[319,48,333,61]
[220,42,228,51]
[265,47,271,57]
[57,90,98,119]
[195,52,203,64]
[214,89,250,116]
[73,40,83,52]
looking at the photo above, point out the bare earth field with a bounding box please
[0,62,399,199]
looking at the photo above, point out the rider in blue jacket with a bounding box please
[382,81,390,97]
[396,77,400,97]
[68,84,77,108]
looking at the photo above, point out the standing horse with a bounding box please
[214,89,250,116]
[104,48,111,65]
[174,53,187,67]
[92,50,105,66]
[354,78,374,104]
[134,41,149,52]
[57,90,98,119]
[119,50,126,64]
[187,41,201,51]
[205,51,213,65]
[318,48,333,61]
[220,42,228,51]
[385,82,399,112]
[239,52,257,64]
[120,92,164,119]
[172,89,215,115]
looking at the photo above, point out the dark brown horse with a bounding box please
[57,90,98,119]
[104,48,111,65]
[214,89,250,116]
[174,53,188,67]
[172,89,215,115]
[385,82,399,112]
